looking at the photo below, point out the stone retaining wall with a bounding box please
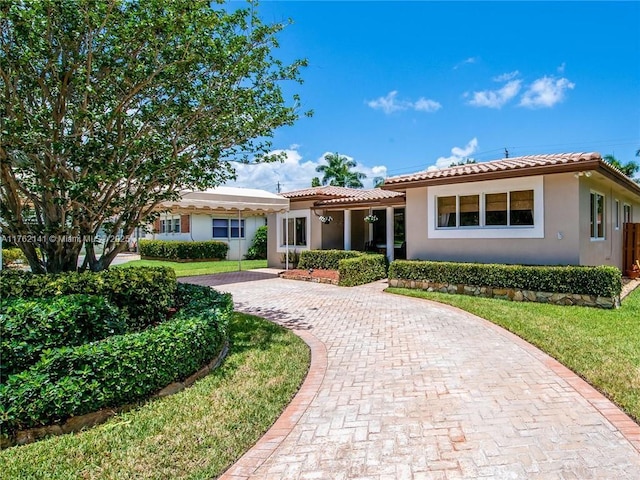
[388,279,620,309]
[1,342,229,449]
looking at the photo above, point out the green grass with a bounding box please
[387,286,640,424]
[0,313,310,479]
[118,259,268,277]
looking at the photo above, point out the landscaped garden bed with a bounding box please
[0,268,233,448]
[286,250,387,287]
[389,260,622,309]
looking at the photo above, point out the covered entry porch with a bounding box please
[313,197,406,262]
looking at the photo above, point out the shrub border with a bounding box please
[1,342,229,449]
[388,260,622,309]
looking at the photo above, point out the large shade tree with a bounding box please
[0,0,309,273]
[315,152,366,188]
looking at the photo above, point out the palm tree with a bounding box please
[316,152,366,188]
[603,154,640,178]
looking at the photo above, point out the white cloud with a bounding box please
[434,138,479,169]
[367,91,441,114]
[414,97,442,112]
[454,56,479,69]
[226,148,388,192]
[557,62,566,74]
[519,76,575,108]
[493,70,520,82]
[467,80,522,109]
[367,91,409,114]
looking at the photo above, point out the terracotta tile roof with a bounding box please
[384,152,603,186]
[316,189,404,206]
[282,186,364,199]
[282,186,404,205]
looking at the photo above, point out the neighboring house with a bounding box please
[148,187,289,261]
[267,153,640,271]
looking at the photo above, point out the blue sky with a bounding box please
[227,1,640,192]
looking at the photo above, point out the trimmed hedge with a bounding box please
[298,249,362,270]
[139,240,229,260]
[0,295,125,379]
[388,260,622,298]
[0,267,176,331]
[0,284,232,436]
[339,254,388,287]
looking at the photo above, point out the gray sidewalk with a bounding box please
[191,273,640,479]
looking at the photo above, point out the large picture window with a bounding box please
[212,218,245,239]
[590,192,605,240]
[436,190,534,229]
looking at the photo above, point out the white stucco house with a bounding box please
[147,187,289,261]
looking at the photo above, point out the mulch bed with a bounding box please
[279,269,340,285]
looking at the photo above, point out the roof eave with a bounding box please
[382,160,603,191]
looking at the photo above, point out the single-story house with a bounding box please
[148,187,289,260]
[267,152,640,271]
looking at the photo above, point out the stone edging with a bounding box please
[219,329,327,479]
[1,341,229,449]
[389,278,621,309]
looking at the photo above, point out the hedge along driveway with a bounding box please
[0,284,232,440]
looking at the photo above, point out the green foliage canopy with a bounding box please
[0,0,308,273]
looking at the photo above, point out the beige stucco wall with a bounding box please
[578,174,640,269]
[405,173,582,265]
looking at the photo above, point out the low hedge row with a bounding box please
[298,250,362,270]
[388,260,622,298]
[0,267,176,331]
[0,284,232,436]
[338,254,388,287]
[1,295,125,378]
[139,240,229,260]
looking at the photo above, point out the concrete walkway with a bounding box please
[184,272,640,479]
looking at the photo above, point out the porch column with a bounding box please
[344,210,352,251]
[368,208,374,242]
[386,206,394,262]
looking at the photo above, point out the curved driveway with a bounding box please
[185,272,640,479]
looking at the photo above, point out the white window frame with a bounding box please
[615,199,620,230]
[160,215,181,234]
[212,218,245,239]
[276,209,310,252]
[428,176,544,239]
[623,203,632,224]
[590,190,606,241]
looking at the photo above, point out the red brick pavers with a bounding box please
[209,275,640,479]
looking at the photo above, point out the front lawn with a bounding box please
[118,259,268,277]
[386,286,640,424]
[0,313,310,479]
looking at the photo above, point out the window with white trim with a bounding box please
[590,191,605,239]
[281,217,307,246]
[212,218,245,239]
[615,200,620,230]
[436,190,534,229]
[623,204,632,224]
[160,217,181,233]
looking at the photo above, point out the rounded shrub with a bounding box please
[0,267,177,331]
[0,284,232,437]
[1,295,125,378]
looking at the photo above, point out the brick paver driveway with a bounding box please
[184,272,640,479]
